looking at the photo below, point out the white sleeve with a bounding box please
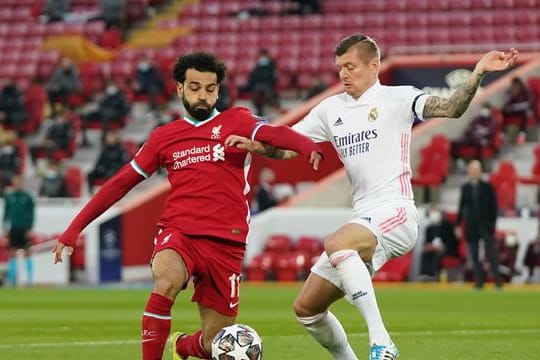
[292,105,329,143]
[413,92,429,122]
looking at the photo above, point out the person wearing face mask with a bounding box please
[451,102,497,163]
[45,57,82,114]
[419,209,459,281]
[0,79,28,136]
[240,49,279,117]
[39,159,68,197]
[132,55,165,112]
[0,132,21,196]
[81,80,130,145]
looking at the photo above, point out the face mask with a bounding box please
[258,57,270,66]
[106,85,118,95]
[45,170,59,179]
[480,108,491,117]
[428,210,442,224]
[138,62,151,71]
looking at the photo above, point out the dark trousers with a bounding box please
[466,224,502,288]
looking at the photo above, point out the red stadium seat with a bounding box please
[373,251,412,282]
[65,166,83,198]
[274,252,306,282]
[264,234,293,253]
[245,253,274,281]
[489,161,517,214]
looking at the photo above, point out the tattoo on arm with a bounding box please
[263,145,296,160]
[423,72,484,119]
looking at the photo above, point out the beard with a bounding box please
[183,96,214,121]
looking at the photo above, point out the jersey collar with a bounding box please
[183,108,220,127]
[345,80,382,104]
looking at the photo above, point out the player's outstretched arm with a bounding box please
[225,133,321,170]
[54,164,145,264]
[225,135,297,159]
[423,48,519,119]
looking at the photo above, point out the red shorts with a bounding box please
[152,228,245,317]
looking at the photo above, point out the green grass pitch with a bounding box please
[0,282,538,359]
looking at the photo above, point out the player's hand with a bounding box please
[54,241,73,264]
[225,135,266,155]
[310,151,322,170]
[475,48,518,75]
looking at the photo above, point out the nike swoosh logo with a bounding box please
[142,338,157,343]
[229,301,239,308]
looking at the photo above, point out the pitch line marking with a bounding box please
[0,328,539,349]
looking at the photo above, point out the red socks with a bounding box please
[142,292,174,360]
[176,329,212,359]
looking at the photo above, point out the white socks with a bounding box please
[329,249,391,346]
[297,311,358,360]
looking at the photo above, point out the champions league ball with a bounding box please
[211,324,263,360]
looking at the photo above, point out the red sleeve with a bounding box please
[57,165,145,247]
[132,130,160,177]
[252,123,322,157]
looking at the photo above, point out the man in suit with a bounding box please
[456,160,502,289]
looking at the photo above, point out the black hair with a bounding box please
[334,34,380,61]
[173,51,227,84]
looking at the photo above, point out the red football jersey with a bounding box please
[131,107,264,244]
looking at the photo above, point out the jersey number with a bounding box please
[228,273,241,298]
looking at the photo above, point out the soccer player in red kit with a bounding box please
[53,52,323,360]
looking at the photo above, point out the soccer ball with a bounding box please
[211,323,263,360]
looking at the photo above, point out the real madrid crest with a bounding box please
[368,107,378,122]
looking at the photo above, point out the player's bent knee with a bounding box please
[153,277,182,299]
[293,299,320,318]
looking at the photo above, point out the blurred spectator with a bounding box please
[290,0,320,14]
[0,132,21,196]
[29,108,74,165]
[81,80,130,144]
[253,167,279,213]
[39,160,68,198]
[0,79,28,136]
[216,81,233,112]
[99,0,126,30]
[502,77,534,132]
[524,233,540,282]
[87,131,130,193]
[455,160,502,289]
[451,102,497,161]
[41,0,70,23]
[3,175,34,287]
[304,74,328,100]
[46,57,82,113]
[419,209,459,281]
[131,55,165,112]
[240,49,279,117]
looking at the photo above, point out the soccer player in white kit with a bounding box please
[226,34,518,360]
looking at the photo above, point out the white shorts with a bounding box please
[311,201,419,292]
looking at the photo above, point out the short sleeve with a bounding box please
[406,87,428,123]
[131,131,159,178]
[292,105,329,142]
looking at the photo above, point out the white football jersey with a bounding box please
[293,81,428,211]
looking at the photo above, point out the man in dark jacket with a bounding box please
[87,131,129,193]
[241,49,278,117]
[3,176,35,286]
[420,209,459,280]
[456,160,502,289]
[0,79,28,135]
